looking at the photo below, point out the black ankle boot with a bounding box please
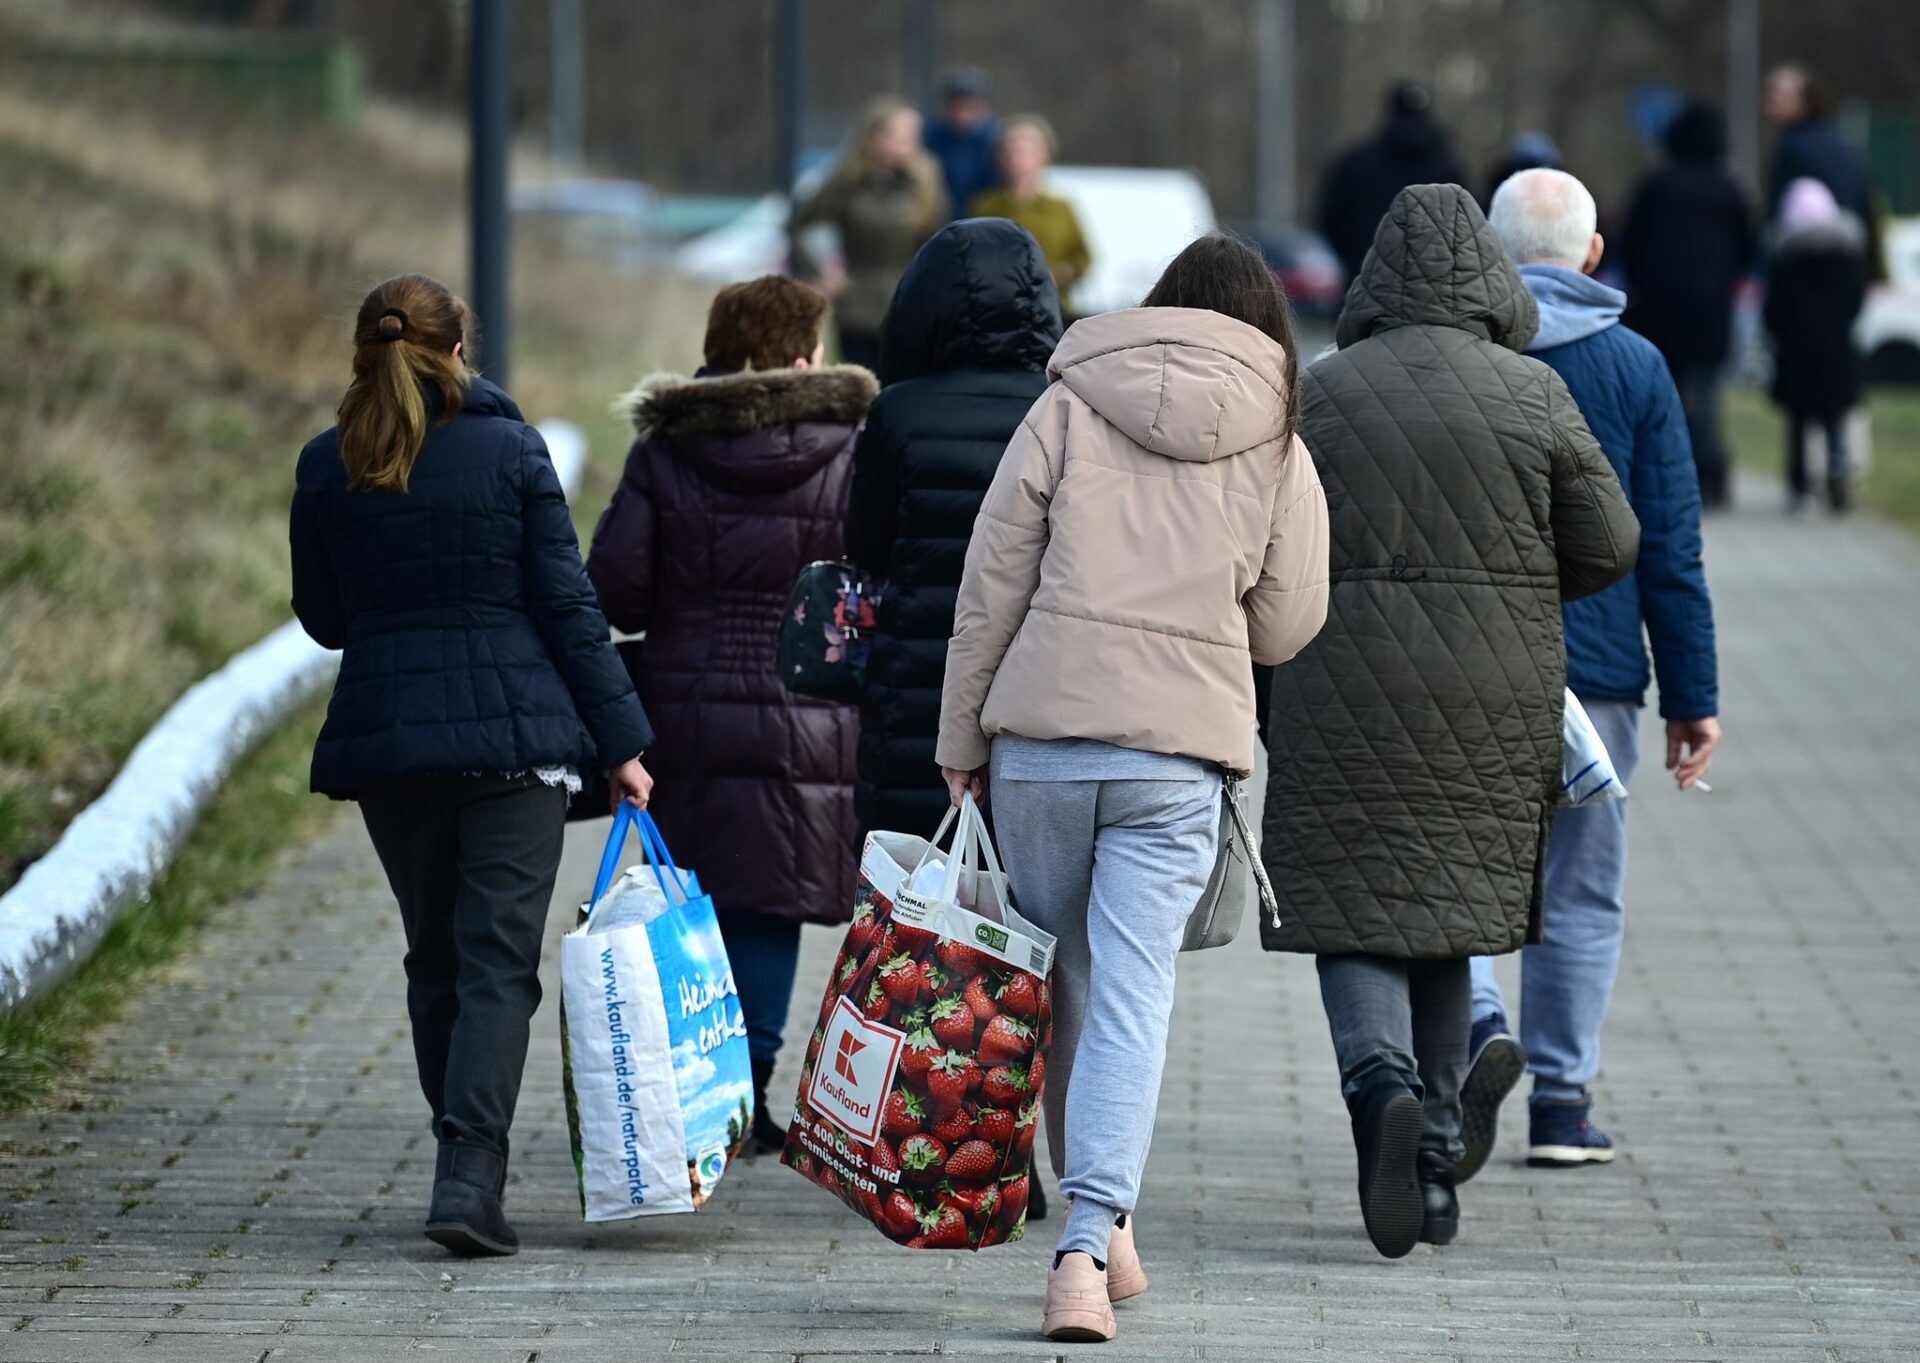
[1418,1151,1459,1245]
[426,1140,518,1257]
[1027,1174,1049,1221]
[748,1057,786,1155]
[1349,1074,1425,1259]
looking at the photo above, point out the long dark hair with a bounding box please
[1142,232,1299,441]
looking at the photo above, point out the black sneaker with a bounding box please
[1456,1014,1526,1184]
[1527,1092,1616,1167]
[1417,1151,1458,1245]
[426,1141,519,1257]
[1350,1074,1425,1259]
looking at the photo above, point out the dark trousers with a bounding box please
[1317,954,1471,1164]
[1787,410,1849,499]
[360,774,567,1156]
[1671,363,1728,507]
[715,911,803,1064]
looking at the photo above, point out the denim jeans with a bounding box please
[1671,363,1728,506]
[1471,699,1643,1101]
[1317,955,1471,1163]
[715,911,803,1064]
[1787,411,1849,499]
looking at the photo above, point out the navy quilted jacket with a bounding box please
[1521,265,1718,722]
[291,379,652,798]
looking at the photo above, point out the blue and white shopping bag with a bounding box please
[1561,689,1627,806]
[560,806,753,1220]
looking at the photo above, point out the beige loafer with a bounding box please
[1105,1215,1148,1302]
[1043,1252,1117,1343]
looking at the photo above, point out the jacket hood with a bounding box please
[618,364,876,494]
[1336,183,1539,352]
[1519,263,1624,351]
[1380,108,1446,160]
[1048,307,1292,463]
[1771,212,1868,259]
[878,217,1063,384]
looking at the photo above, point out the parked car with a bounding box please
[1241,225,1348,318]
[1859,217,1920,384]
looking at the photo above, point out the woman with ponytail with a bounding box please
[291,274,653,1258]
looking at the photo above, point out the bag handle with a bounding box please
[1222,773,1282,929]
[909,801,963,881]
[586,805,690,919]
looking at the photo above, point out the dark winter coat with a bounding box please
[1520,264,1719,724]
[845,218,1063,837]
[1764,218,1868,420]
[1262,185,1640,961]
[1316,111,1469,280]
[1769,118,1870,221]
[291,379,652,799]
[585,365,877,925]
[1623,106,1757,371]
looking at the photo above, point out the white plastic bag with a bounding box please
[1561,689,1626,806]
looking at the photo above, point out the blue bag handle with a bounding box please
[586,805,692,919]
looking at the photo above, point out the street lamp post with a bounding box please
[470,0,511,388]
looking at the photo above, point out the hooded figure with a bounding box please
[1262,184,1638,1261]
[845,218,1064,838]
[1317,81,1469,280]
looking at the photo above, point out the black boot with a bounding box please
[748,1057,786,1156]
[1349,1074,1424,1259]
[1027,1173,1049,1222]
[426,1140,518,1257]
[1418,1151,1459,1246]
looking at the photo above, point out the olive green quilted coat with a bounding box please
[1261,184,1640,960]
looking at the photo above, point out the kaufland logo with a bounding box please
[808,996,904,1144]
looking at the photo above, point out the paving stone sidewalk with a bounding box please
[3,491,1918,1362]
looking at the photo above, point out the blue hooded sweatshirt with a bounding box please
[1520,263,1718,721]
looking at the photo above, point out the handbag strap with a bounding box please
[1222,774,1282,929]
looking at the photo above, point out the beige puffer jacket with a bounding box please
[935,307,1330,776]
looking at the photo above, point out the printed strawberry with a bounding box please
[881,1089,927,1138]
[999,1172,1031,1222]
[996,973,1040,1019]
[978,1014,1034,1066]
[944,1138,1000,1184]
[1027,1052,1046,1096]
[868,1136,901,1183]
[982,1063,1030,1107]
[975,1105,1015,1147]
[962,975,1001,1022]
[807,1025,825,1065]
[925,1050,974,1113]
[946,1179,1001,1219]
[937,939,993,974]
[976,1222,1004,1248]
[897,1134,947,1186]
[922,960,959,998]
[836,951,861,990]
[907,1201,969,1249]
[845,898,879,953]
[879,952,924,1005]
[857,1185,885,1221]
[1012,1099,1039,1156]
[898,1026,941,1079]
[929,995,977,1050]
[862,976,891,1021]
[892,917,938,954]
[933,1104,976,1146]
[881,1188,921,1236]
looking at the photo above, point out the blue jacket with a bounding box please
[1521,264,1718,721]
[291,379,653,797]
[924,116,1000,219]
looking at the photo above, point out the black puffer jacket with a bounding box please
[292,379,652,798]
[846,218,1063,837]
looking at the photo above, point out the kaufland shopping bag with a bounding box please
[560,806,753,1220]
[781,795,1056,1250]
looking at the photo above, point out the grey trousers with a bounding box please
[1316,954,1471,1165]
[990,762,1221,1260]
[359,773,568,1157]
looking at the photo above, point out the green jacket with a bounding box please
[791,167,945,335]
[1261,184,1640,960]
[968,188,1092,300]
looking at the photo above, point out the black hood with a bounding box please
[878,218,1063,385]
[1665,103,1728,166]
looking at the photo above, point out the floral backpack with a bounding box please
[776,560,885,702]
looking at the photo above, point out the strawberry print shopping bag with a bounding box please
[781,795,1055,1249]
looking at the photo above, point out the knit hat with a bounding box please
[1779,177,1841,234]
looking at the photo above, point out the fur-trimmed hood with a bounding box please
[617,364,876,495]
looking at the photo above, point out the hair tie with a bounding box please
[375,307,409,342]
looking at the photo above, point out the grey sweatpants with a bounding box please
[990,748,1221,1261]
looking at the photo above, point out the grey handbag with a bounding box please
[1181,743,1280,952]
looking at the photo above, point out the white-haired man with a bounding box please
[1463,168,1721,1176]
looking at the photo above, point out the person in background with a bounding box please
[969,114,1093,309]
[1764,177,1869,514]
[1265,185,1639,1260]
[1317,80,1469,281]
[1481,130,1562,210]
[790,96,948,371]
[1622,101,1757,510]
[291,274,653,1258]
[937,232,1329,1343]
[1765,65,1870,221]
[1464,169,1720,1180]
[924,66,1001,222]
[586,277,874,1154]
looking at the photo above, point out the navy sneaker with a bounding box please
[1455,1015,1526,1184]
[1527,1093,1616,1167]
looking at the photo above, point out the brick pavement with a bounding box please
[2,492,1917,1361]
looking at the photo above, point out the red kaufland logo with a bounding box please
[808,996,904,1144]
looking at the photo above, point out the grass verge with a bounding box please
[1725,383,1920,533]
[0,699,334,1115]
